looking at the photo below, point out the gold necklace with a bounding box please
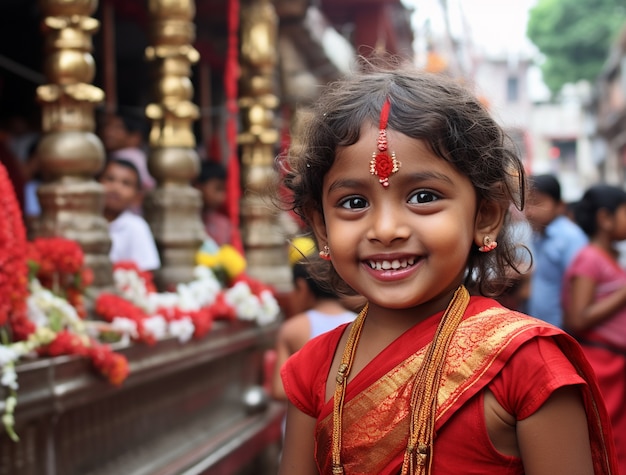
[331,286,470,475]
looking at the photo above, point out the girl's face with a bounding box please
[313,125,492,315]
[609,203,626,241]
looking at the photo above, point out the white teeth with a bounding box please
[368,258,416,270]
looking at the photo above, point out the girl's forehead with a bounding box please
[333,126,442,173]
[326,130,471,195]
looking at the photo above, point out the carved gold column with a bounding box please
[35,0,112,288]
[143,0,205,289]
[239,0,291,291]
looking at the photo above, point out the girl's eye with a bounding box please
[339,196,368,209]
[409,191,439,204]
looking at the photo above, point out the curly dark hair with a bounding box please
[571,184,626,237]
[280,65,527,298]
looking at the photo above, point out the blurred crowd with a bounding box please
[0,110,234,273]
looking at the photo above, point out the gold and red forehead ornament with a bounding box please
[369,98,401,187]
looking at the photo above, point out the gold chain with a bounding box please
[331,286,470,475]
[331,302,368,474]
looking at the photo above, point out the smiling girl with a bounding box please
[277,66,617,474]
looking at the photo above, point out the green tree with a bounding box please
[527,0,626,95]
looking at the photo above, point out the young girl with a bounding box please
[277,67,617,474]
[562,184,626,473]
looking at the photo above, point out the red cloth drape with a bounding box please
[224,0,242,253]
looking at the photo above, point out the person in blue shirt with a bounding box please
[524,174,588,327]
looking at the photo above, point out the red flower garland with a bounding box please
[88,344,130,387]
[95,293,157,345]
[27,237,94,318]
[113,261,157,293]
[0,162,29,329]
[39,330,130,386]
[44,330,89,357]
[0,162,129,387]
[231,273,275,296]
[93,262,279,345]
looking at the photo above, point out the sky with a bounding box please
[405,0,539,57]
[403,0,550,99]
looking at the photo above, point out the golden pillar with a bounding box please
[239,0,291,292]
[143,0,205,289]
[35,0,112,288]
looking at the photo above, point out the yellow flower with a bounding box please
[196,250,220,268]
[218,245,247,279]
[289,237,316,265]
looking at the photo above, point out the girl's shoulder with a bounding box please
[281,323,351,417]
[463,296,571,352]
[297,321,350,356]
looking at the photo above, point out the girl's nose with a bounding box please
[366,205,410,245]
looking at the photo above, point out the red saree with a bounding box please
[282,296,617,474]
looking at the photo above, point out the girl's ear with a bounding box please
[310,210,328,247]
[474,199,506,247]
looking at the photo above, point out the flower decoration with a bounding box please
[0,163,29,330]
[88,344,129,387]
[26,237,94,318]
[0,167,129,441]
[1,272,132,441]
[196,238,247,284]
[93,260,280,346]
[0,161,280,442]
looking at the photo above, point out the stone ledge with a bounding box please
[0,320,281,475]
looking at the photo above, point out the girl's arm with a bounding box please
[565,274,626,331]
[517,385,594,475]
[271,316,309,400]
[271,325,292,400]
[278,403,318,475]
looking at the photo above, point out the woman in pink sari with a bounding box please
[563,183,626,473]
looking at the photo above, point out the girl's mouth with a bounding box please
[366,257,416,271]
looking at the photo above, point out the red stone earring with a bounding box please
[478,236,498,252]
[369,98,400,188]
[319,245,331,260]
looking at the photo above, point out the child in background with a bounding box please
[98,158,160,272]
[562,184,626,473]
[524,174,588,327]
[277,67,617,474]
[271,238,356,401]
[194,160,233,246]
[98,112,155,193]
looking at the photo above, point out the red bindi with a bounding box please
[369,98,401,187]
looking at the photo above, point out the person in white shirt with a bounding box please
[98,158,160,271]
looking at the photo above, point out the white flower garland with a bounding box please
[107,265,280,344]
